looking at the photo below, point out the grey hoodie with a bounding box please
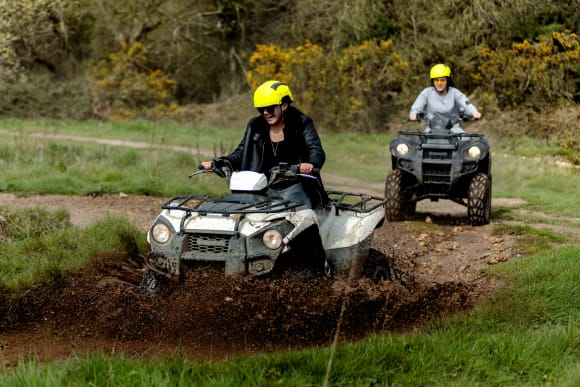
[409,86,479,132]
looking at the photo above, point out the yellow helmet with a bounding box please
[429,64,451,79]
[253,80,294,108]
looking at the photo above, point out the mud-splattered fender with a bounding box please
[281,209,319,244]
[318,208,384,250]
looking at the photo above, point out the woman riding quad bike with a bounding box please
[141,161,386,294]
[385,65,491,226]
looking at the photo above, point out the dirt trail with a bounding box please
[0,128,384,196]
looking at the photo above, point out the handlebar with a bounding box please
[404,112,480,130]
[188,161,319,182]
[190,158,233,179]
[268,163,319,183]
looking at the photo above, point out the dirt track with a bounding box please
[0,192,525,366]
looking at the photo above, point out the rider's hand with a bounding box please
[409,113,417,121]
[201,161,212,170]
[298,163,314,174]
[473,112,482,120]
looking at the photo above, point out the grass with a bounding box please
[492,223,570,255]
[1,117,578,217]
[0,207,147,290]
[0,118,579,385]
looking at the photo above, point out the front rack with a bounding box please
[161,191,386,216]
[398,130,485,140]
[161,194,304,215]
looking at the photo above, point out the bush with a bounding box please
[0,74,94,120]
[472,30,580,110]
[247,40,411,132]
[89,42,178,122]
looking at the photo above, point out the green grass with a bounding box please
[0,117,242,152]
[0,207,147,290]
[0,130,230,197]
[492,223,570,255]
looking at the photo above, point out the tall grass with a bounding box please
[0,208,147,290]
[0,130,230,197]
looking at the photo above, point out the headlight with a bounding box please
[396,143,410,156]
[151,223,172,244]
[262,229,283,250]
[467,145,482,159]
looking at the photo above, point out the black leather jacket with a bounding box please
[222,106,325,173]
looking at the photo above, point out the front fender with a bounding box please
[319,207,384,251]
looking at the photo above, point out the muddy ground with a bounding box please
[0,192,542,367]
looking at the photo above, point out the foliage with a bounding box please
[472,30,580,109]
[1,0,579,130]
[247,39,411,132]
[0,0,86,83]
[278,0,391,50]
[558,124,580,165]
[0,73,93,120]
[89,42,177,121]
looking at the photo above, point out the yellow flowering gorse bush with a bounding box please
[90,42,177,121]
[247,39,409,132]
[473,30,580,108]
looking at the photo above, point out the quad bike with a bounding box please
[141,161,386,294]
[385,113,492,226]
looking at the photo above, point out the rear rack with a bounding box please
[327,191,386,214]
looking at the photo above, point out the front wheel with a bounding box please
[468,173,491,226]
[385,169,412,221]
[140,268,167,296]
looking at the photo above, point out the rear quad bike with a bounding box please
[141,161,386,295]
[385,113,492,226]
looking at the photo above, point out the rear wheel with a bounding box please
[468,173,491,226]
[385,169,412,221]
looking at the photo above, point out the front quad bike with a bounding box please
[141,162,385,294]
[385,114,492,226]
